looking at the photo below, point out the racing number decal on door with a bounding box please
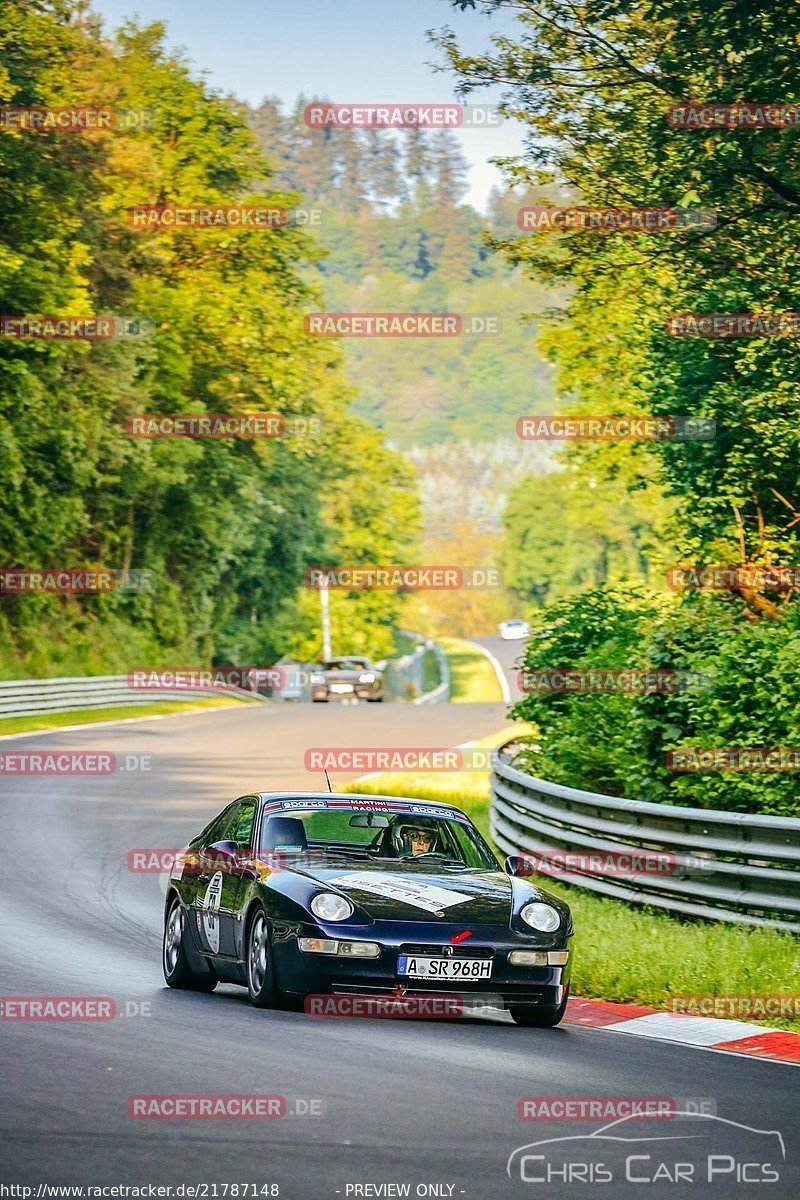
[201,871,223,954]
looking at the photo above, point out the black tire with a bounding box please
[246,904,278,1008]
[163,897,217,992]
[509,989,569,1028]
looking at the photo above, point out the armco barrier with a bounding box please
[395,630,450,704]
[0,675,265,720]
[490,737,800,932]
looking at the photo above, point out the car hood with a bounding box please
[288,861,522,923]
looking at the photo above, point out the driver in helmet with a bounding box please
[394,818,440,857]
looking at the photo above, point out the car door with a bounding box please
[216,795,259,960]
[190,802,238,959]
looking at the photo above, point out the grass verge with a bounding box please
[347,731,800,1033]
[439,636,504,703]
[421,648,441,693]
[0,695,257,737]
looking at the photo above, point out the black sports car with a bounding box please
[309,657,384,702]
[162,793,573,1026]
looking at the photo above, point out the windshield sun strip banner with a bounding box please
[260,798,471,823]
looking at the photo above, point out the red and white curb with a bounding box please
[564,997,800,1065]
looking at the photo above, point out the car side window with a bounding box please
[192,803,237,849]
[228,799,257,850]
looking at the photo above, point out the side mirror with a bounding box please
[204,839,240,868]
[504,854,530,877]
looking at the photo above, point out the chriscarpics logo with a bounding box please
[507,1112,785,1186]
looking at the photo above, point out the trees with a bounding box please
[439,0,800,578]
[0,1,418,674]
[441,0,800,811]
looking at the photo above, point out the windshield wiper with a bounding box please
[397,853,462,865]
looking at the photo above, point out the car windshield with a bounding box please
[257,805,498,869]
[321,659,367,671]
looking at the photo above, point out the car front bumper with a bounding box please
[271,922,572,1010]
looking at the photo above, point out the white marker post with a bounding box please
[320,574,332,661]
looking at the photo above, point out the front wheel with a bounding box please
[246,906,278,1008]
[163,897,217,991]
[509,989,569,1028]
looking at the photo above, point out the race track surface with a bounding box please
[1,701,797,1197]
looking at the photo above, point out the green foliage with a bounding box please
[0,1,418,674]
[512,587,800,816]
[502,469,674,608]
[439,0,800,820]
[438,0,800,563]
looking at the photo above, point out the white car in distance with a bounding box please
[498,618,531,641]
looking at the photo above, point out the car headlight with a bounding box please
[310,893,353,922]
[358,672,375,683]
[520,902,561,932]
[310,672,326,685]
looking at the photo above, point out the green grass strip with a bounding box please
[0,695,257,737]
[439,636,504,703]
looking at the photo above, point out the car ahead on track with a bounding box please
[162,793,573,1026]
[309,657,385,702]
[498,618,531,641]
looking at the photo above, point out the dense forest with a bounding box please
[0,1,420,674]
[245,98,558,452]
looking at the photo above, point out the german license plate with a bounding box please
[397,955,492,980]
[330,683,354,693]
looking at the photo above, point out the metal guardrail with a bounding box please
[0,675,265,720]
[491,737,800,932]
[395,631,450,704]
[413,641,450,705]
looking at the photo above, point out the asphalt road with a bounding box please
[1,700,797,1198]
[468,636,526,703]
